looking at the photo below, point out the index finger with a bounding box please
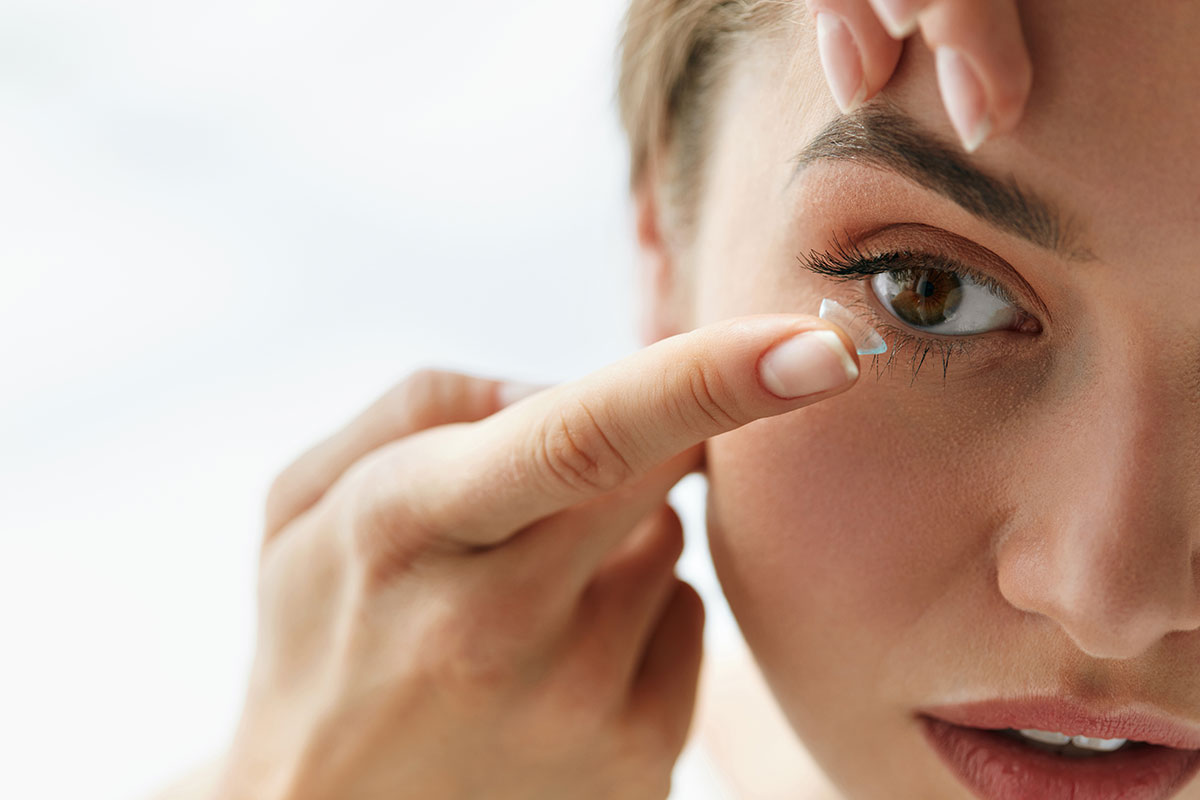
[402,314,861,545]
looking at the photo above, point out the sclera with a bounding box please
[819,298,887,355]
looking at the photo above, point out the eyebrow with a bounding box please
[792,104,1094,261]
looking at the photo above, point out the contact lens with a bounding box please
[819,297,887,355]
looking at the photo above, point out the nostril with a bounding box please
[1049,598,1200,661]
[999,561,1197,660]
[996,516,1200,661]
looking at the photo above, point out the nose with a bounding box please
[995,360,1200,660]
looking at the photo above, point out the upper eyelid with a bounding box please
[797,240,1038,385]
[802,223,1053,323]
[799,243,1025,310]
[884,251,1023,308]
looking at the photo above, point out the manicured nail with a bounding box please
[868,0,919,38]
[498,380,549,408]
[816,13,867,114]
[935,46,991,152]
[819,298,887,355]
[759,329,859,399]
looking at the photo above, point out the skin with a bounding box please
[806,0,1032,150]
[637,1,1200,797]
[151,2,1196,799]
[181,322,862,800]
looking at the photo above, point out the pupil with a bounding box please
[881,269,964,328]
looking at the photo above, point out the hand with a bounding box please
[806,0,1032,151]
[217,315,860,800]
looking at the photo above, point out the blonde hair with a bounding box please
[617,0,793,228]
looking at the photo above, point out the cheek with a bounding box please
[703,390,1008,722]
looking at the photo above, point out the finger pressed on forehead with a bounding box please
[395,314,858,546]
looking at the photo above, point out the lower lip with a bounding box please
[920,716,1200,800]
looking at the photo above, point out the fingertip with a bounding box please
[934,44,991,153]
[665,582,707,695]
[628,579,706,751]
[867,0,927,39]
[918,0,1033,147]
[677,580,706,632]
[988,57,1033,137]
[758,328,859,400]
[815,10,868,113]
[825,322,863,378]
[811,1,903,113]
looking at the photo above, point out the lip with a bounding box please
[919,698,1200,750]
[917,699,1200,800]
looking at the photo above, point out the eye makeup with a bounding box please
[797,231,1043,385]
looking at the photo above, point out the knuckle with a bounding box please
[263,469,296,528]
[340,448,391,524]
[263,457,320,538]
[679,359,740,433]
[631,507,685,567]
[989,54,1033,119]
[402,367,444,399]
[534,398,635,494]
[337,448,425,577]
[392,367,447,425]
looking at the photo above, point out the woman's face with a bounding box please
[664,2,1200,797]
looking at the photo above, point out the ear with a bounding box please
[634,173,690,347]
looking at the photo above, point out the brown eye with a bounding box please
[870,267,1024,335]
[889,269,963,326]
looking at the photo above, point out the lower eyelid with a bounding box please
[797,242,1044,383]
[835,288,992,384]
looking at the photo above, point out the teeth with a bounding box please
[1018,729,1128,752]
[1071,735,1128,752]
[1019,729,1071,745]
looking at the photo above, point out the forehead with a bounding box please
[756,1,1200,268]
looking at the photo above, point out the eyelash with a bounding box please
[796,235,1023,386]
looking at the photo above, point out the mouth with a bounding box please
[917,699,1200,800]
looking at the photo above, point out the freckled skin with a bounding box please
[649,2,1200,797]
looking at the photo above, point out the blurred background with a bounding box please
[0,0,754,797]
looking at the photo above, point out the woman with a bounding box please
[166,0,1200,797]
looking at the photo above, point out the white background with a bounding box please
[0,1,743,798]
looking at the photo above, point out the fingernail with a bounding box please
[935,46,991,152]
[498,380,548,408]
[818,297,887,355]
[759,329,859,400]
[869,0,919,38]
[816,13,867,114]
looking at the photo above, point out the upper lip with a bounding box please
[917,697,1200,750]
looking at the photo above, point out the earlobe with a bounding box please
[634,173,689,347]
